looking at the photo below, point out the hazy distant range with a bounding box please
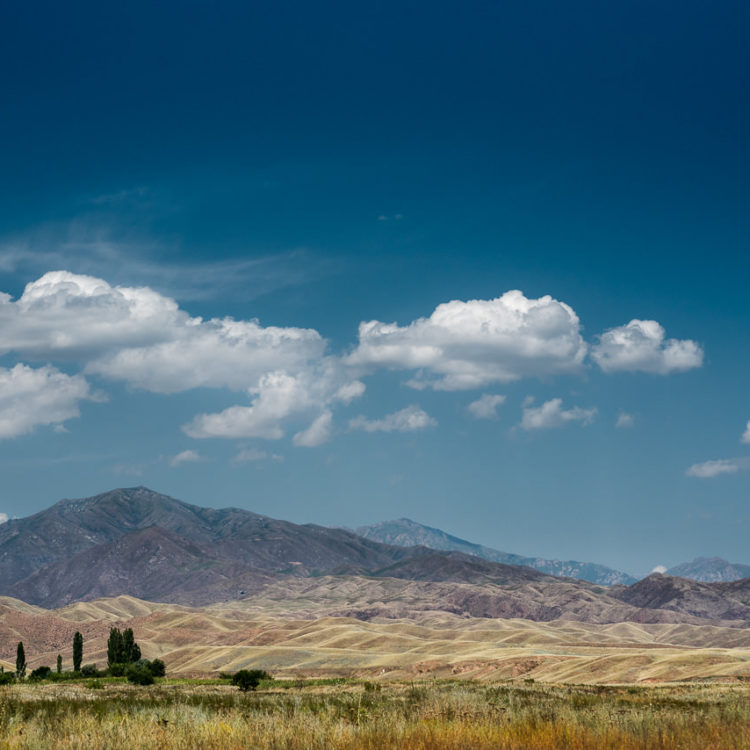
[354,518,750,585]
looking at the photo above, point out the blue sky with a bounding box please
[0,1,748,576]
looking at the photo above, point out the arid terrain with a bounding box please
[1,593,749,684]
[0,488,748,686]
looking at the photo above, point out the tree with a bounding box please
[122,628,141,662]
[107,627,142,670]
[57,654,62,674]
[73,631,83,672]
[15,642,26,679]
[107,627,124,668]
[231,669,270,692]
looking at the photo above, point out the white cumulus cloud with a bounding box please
[0,363,95,439]
[0,270,325,393]
[521,398,597,430]
[650,565,667,574]
[742,420,750,444]
[184,362,362,441]
[349,405,437,433]
[467,394,506,419]
[0,271,366,444]
[0,513,8,524]
[685,458,750,478]
[347,290,587,390]
[591,319,703,375]
[169,449,201,467]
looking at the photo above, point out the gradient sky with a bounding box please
[0,1,748,576]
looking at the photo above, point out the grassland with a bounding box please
[0,679,747,749]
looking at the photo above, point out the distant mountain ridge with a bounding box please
[0,487,748,629]
[666,557,750,583]
[355,518,637,585]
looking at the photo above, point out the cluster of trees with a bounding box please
[1,629,165,685]
[105,627,165,685]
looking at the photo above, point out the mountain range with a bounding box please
[355,518,750,585]
[0,487,747,628]
[355,518,637,585]
[666,557,750,583]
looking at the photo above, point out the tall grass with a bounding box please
[0,680,747,749]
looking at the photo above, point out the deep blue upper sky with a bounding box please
[0,1,748,575]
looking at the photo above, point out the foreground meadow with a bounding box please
[0,679,747,749]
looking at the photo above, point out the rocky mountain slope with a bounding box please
[355,517,636,585]
[667,557,750,583]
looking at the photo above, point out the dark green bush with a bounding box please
[231,669,271,692]
[29,666,52,681]
[126,665,155,685]
[81,664,102,677]
[108,663,126,677]
[148,659,166,677]
[0,672,15,685]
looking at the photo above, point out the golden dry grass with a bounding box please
[0,680,747,749]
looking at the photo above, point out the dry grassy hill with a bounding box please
[1,593,748,684]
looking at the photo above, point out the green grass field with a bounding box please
[0,679,747,749]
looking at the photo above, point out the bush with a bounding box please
[126,665,154,686]
[108,663,126,677]
[232,669,271,692]
[81,664,102,678]
[29,666,52,681]
[148,659,166,677]
[0,672,15,685]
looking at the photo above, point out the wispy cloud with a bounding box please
[349,405,436,433]
[0,221,334,303]
[686,457,750,478]
[616,411,634,429]
[232,447,283,464]
[169,449,202,467]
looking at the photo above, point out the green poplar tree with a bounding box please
[15,642,26,679]
[57,654,62,674]
[107,627,124,667]
[73,631,83,672]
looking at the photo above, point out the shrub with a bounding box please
[80,664,101,677]
[29,666,52,681]
[232,669,271,692]
[0,673,15,686]
[126,665,155,686]
[148,659,166,677]
[108,663,126,677]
